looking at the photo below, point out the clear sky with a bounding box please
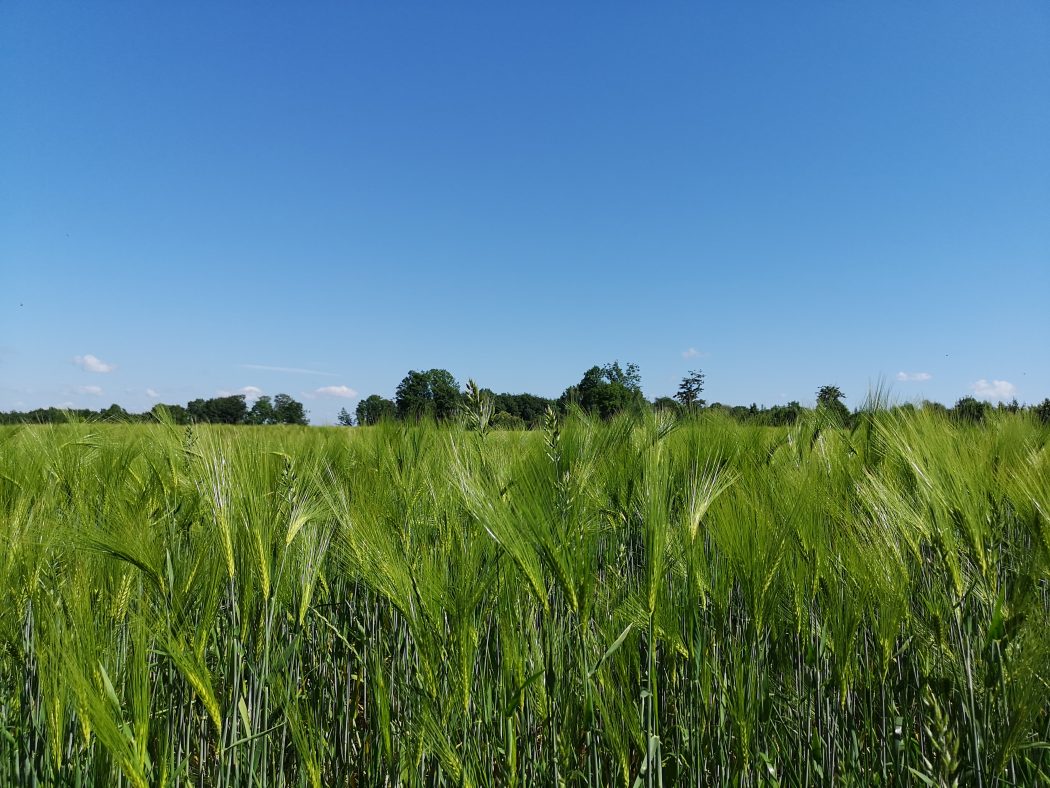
[2,2,1048,423]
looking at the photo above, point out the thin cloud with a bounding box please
[217,386,264,400]
[971,379,1016,401]
[896,371,932,382]
[146,388,160,398]
[241,364,338,377]
[73,354,116,373]
[77,385,103,396]
[681,348,709,359]
[315,385,358,399]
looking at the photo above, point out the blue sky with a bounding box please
[2,2,1048,423]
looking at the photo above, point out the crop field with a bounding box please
[0,408,1048,786]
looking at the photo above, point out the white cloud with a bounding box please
[73,354,116,373]
[681,347,709,359]
[241,364,338,377]
[77,385,103,396]
[315,385,357,399]
[971,379,1017,402]
[146,388,159,398]
[896,371,932,382]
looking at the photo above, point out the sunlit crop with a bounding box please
[1,407,1047,784]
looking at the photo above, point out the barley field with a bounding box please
[1,408,1048,785]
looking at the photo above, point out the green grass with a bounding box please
[0,407,1048,785]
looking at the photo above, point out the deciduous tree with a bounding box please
[273,393,308,425]
[675,370,706,408]
[562,361,645,419]
[816,385,849,426]
[395,369,462,421]
[952,396,988,424]
[356,395,396,425]
[247,395,275,425]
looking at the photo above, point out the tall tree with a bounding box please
[952,396,988,424]
[356,395,396,425]
[337,407,354,426]
[247,395,275,425]
[100,403,129,421]
[187,398,208,423]
[394,369,462,421]
[395,371,433,420]
[563,361,645,419]
[202,395,249,424]
[816,385,844,406]
[816,385,849,426]
[675,369,706,408]
[602,361,642,390]
[492,392,554,426]
[428,369,462,421]
[273,393,308,425]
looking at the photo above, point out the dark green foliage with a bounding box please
[336,407,354,426]
[394,371,431,419]
[998,398,1021,414]
[272,393,308,425]
[188,395,249,424]
[652,396,680,412]
[181,393,306,425]
[395,369,462,421]
[1035,398,1050,424]
[2,406,72,423]
[763,400,803,426]
[816,384,850,426]
[922,399,950,418]
[491,392,554,426]
[602,360,642,389]
[99,403,130,421]
[0,396,314,426]
[247,395,275,425]
[427,370,462,420]
[187,397,207,422]
[675,369,706,408]
[561,361,646,419]
[816,384,845,406]
[355,394,396,425]
[150,403,191,424]
[2,367,1046,436]
[953,395,989,424]
[490,410,526,429]
[707,402,761,422]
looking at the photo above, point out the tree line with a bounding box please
[345,365,1050,428]
[0,393,309,426]
[3,365,1048,427]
